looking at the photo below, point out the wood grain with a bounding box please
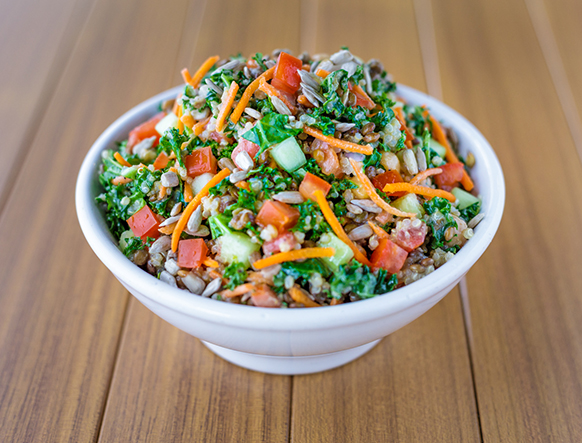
[432,0,582,441]
[0,0,193,441]
[97,0,300,441]
[0,0,95,209]
[290,1,480,442]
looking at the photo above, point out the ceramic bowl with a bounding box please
[76,84,504,375]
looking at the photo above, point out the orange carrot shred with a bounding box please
[289,286,321,307]
[193,116,211,136]
[367,221,389,240]
[253,247,336,270]
[410,168,443,185]
[203,257,219,268]
[181,113,194,129]
[188,55,220,88]
[158,185,167,199]
[183,183,193,202]
[216,81,239,132]
[315,68,330,78]
[348,158,416,218]
[393,107,414,149]
[428,115,475,191]
[303,126,373,155]
[258,77,296,114]
[235,181,250,191]
[382,182,456,202]
[297,95,314,108]
[181,68,192,85]
[171,168,231,252]
[111,176,132,186]
[114,152,131,167]
[313,190,372,267]
[172,95,182,115]
[220,283,255,298]
[230,66,275,124]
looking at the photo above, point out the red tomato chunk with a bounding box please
[391,219,428,252]
[251,285,281,308]
[371,170,406,197]
[185,147,217,177]
[127,206,163,241]
[434,162,464,191]
[256,200,300,232]
[370,238,408,273]
[127,112,165,151]
[299,172,332,201]
[273,52,303,93]
[177,239,208,268]
[262,231,298,255]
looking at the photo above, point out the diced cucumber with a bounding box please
[452,187,480,210]
[317,233,354,272]
[119,230,135,251]
[191,172,214,195]
[121,165,138,179]
[391,193,425,217]
[270,136,306,173]
[155,113,179,135]
[216,232,260,267]
[294,167,307,177]
[127,198,146,216]
[429,138,447,158]
[208,214,232,239]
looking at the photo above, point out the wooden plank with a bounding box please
[0,0,193,441]
[291,1,481,441]
[98,0,300,440]
[0,0,94,209]
[432,0,582,441]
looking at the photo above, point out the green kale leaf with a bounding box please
[423,197,458,249]
[241,113,301,156]
[223,261,248,290]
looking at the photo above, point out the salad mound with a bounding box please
[97,49,483,308]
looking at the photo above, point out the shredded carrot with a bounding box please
[348,158,416,218]
[315,68,330,78]
[183,183,193,202]
[303,126,373,155]
[298,95,314,108]
[313,190,372,267]
[382,182,456,202]
[209,270,222,280]
[172,95,182,115]
[176,104,184,134]
[203,257,219,268]
[330,298,342,306]
[114,152,131,167]
[229,66,275,124]
[301,64,311,71]
[158,185,167,199]
[111,176,132,186]
[220,283,255,298]
[181,113,194,129]
[410,168,443,185]
[235,181,250,191]
[367,221,389,240]
[393,107,414,149]
[216,81,239,133]
[253,247,336,270]
[428,115,474,191]
[193,116,211,136]
[181,68,192,85]
[289,286,321,308]
[171,168,231,252]
[258,77,296,114]
[188,55,220,88]
[247,272,270,284]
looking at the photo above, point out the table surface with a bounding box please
[1,0,582,441]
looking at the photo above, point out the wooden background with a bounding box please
[1,0,581,441]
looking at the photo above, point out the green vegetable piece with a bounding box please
[216,232,260,267]
[241,113,301,156]
[270,136,307,173]
[429,138,447,158]
[208,214,232,238]
[317,233,354,272]
[451,187,480,210]
[119,229,135,251]
[223,261,248,290]
[391,193,425,218]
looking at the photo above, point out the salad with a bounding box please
[97,49,483,308]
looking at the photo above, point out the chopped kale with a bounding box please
[290,200,330,241]
[224,188,258,216]
[459,201,481,223]
[157,128,189,167]
[273,259,330,292]
[241,113,301,157]
[223,262,248,290]
[327,262,397,300]
[423,197,458,249]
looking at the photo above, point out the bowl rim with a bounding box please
[76,83,505,331]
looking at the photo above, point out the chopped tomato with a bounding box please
[348,83,375,110]
[434,162,464,191]
[371,170,405,197]
[251,284,281,308]
[127,112,165,151]
[153,152,170,170]
[231,138,260,169]
[392,220,428,252]
[262,231,298,255]
[185,147,217,177]
[312,139,343,178]
[209,131,234,144]
[370,238,408,273]
[256,200,300,232]
[273,52,303,93]
[177,239,208,268]
[126,205,163,241]
[299,172,332,201]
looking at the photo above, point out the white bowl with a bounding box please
[76,84,504,375]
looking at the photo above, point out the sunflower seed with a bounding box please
[342,88,349,106]
[348,224,374,241]
[149,236,172,254]
[302,84,325,102]
[160,270,178,287]
[244,107,262,119]
[468,213,485,229]
[342,61,359,78]
[213,59,241,74]
[335,122,356,132]
[164,258,181,276]
[298,69,322,88]
[205,78,223,95]
[317,60,335,72]
[161,171,179,188]
[235,151,254,171]
[218,157,236,171]
[159,215,181,227]
[182,273,206,295]
[187,205,202,232]
[265,60,276,69]
[402,149,419,175]
[170,202,182,217]
[302,89,321,107]
[229,169,248,183]
[273,191,305,204]
[184,225,210,237]
[364,65,374,96]
[351,199,382,213]
[201,278,222,297]
[330,49,353,65]
[270,96,292,115]
[415,145,427,172]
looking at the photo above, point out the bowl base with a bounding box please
[201,339,381,375]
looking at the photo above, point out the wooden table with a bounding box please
[1,0,581,441]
